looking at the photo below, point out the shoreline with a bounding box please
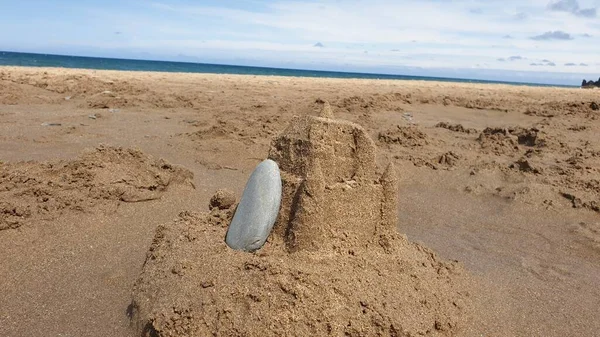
[0,51,578,88]
[0,65,583,92]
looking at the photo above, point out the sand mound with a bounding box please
[0,146,193,230]
[378,125,429,147]
[131,113,473,336]
[477,127,519,155]
[525,101,598,119]
[435,122,477,134]
[0,70,144,98]
[334,93,409,114]
[131,210,471,337]
[0,80,23,105]
[0,69,205,109]
[0,76,58,105]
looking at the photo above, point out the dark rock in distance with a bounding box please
[582,78,600,88]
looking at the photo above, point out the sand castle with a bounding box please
[268,102,398,251]
[130,103,470,336]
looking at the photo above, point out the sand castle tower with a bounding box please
[268,102,398,251]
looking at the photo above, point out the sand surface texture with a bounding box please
[1,66,599,336]
[131,112,472,336]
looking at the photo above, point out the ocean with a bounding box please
[0,51,569,87]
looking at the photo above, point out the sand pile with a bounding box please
[0,76,56,105]
[0,80,21,105]
[477,124,554,156]
[0,68,203,109]
[0,145,193,230]
[378,125,429,147]
[435,122,477,134]
[130,109,473,336]
[334,93,408,114]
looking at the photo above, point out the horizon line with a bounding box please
[0,50,582,88]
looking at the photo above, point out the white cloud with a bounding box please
[548,0,597,17]
[1,0,598,84]
[141,1,599,71]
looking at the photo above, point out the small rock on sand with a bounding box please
[225,159,282,252]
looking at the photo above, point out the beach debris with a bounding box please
[225,159,282,252]
[41,122,62,127]
[402,112,413,122]
[88,113,102,119]
[64,96,71,101]
[109,108,120,113]
[591,102,599,111]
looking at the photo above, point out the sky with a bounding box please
[0,0,599,85]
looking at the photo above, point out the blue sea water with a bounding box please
[0,51,569,88]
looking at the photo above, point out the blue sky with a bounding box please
[1,0,599,84]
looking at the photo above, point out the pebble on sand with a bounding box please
[225,159,282,252]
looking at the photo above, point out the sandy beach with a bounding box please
[1,66,600,336]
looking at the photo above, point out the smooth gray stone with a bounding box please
[225,159,282,252]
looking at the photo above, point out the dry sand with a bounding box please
[1,66,599,336]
